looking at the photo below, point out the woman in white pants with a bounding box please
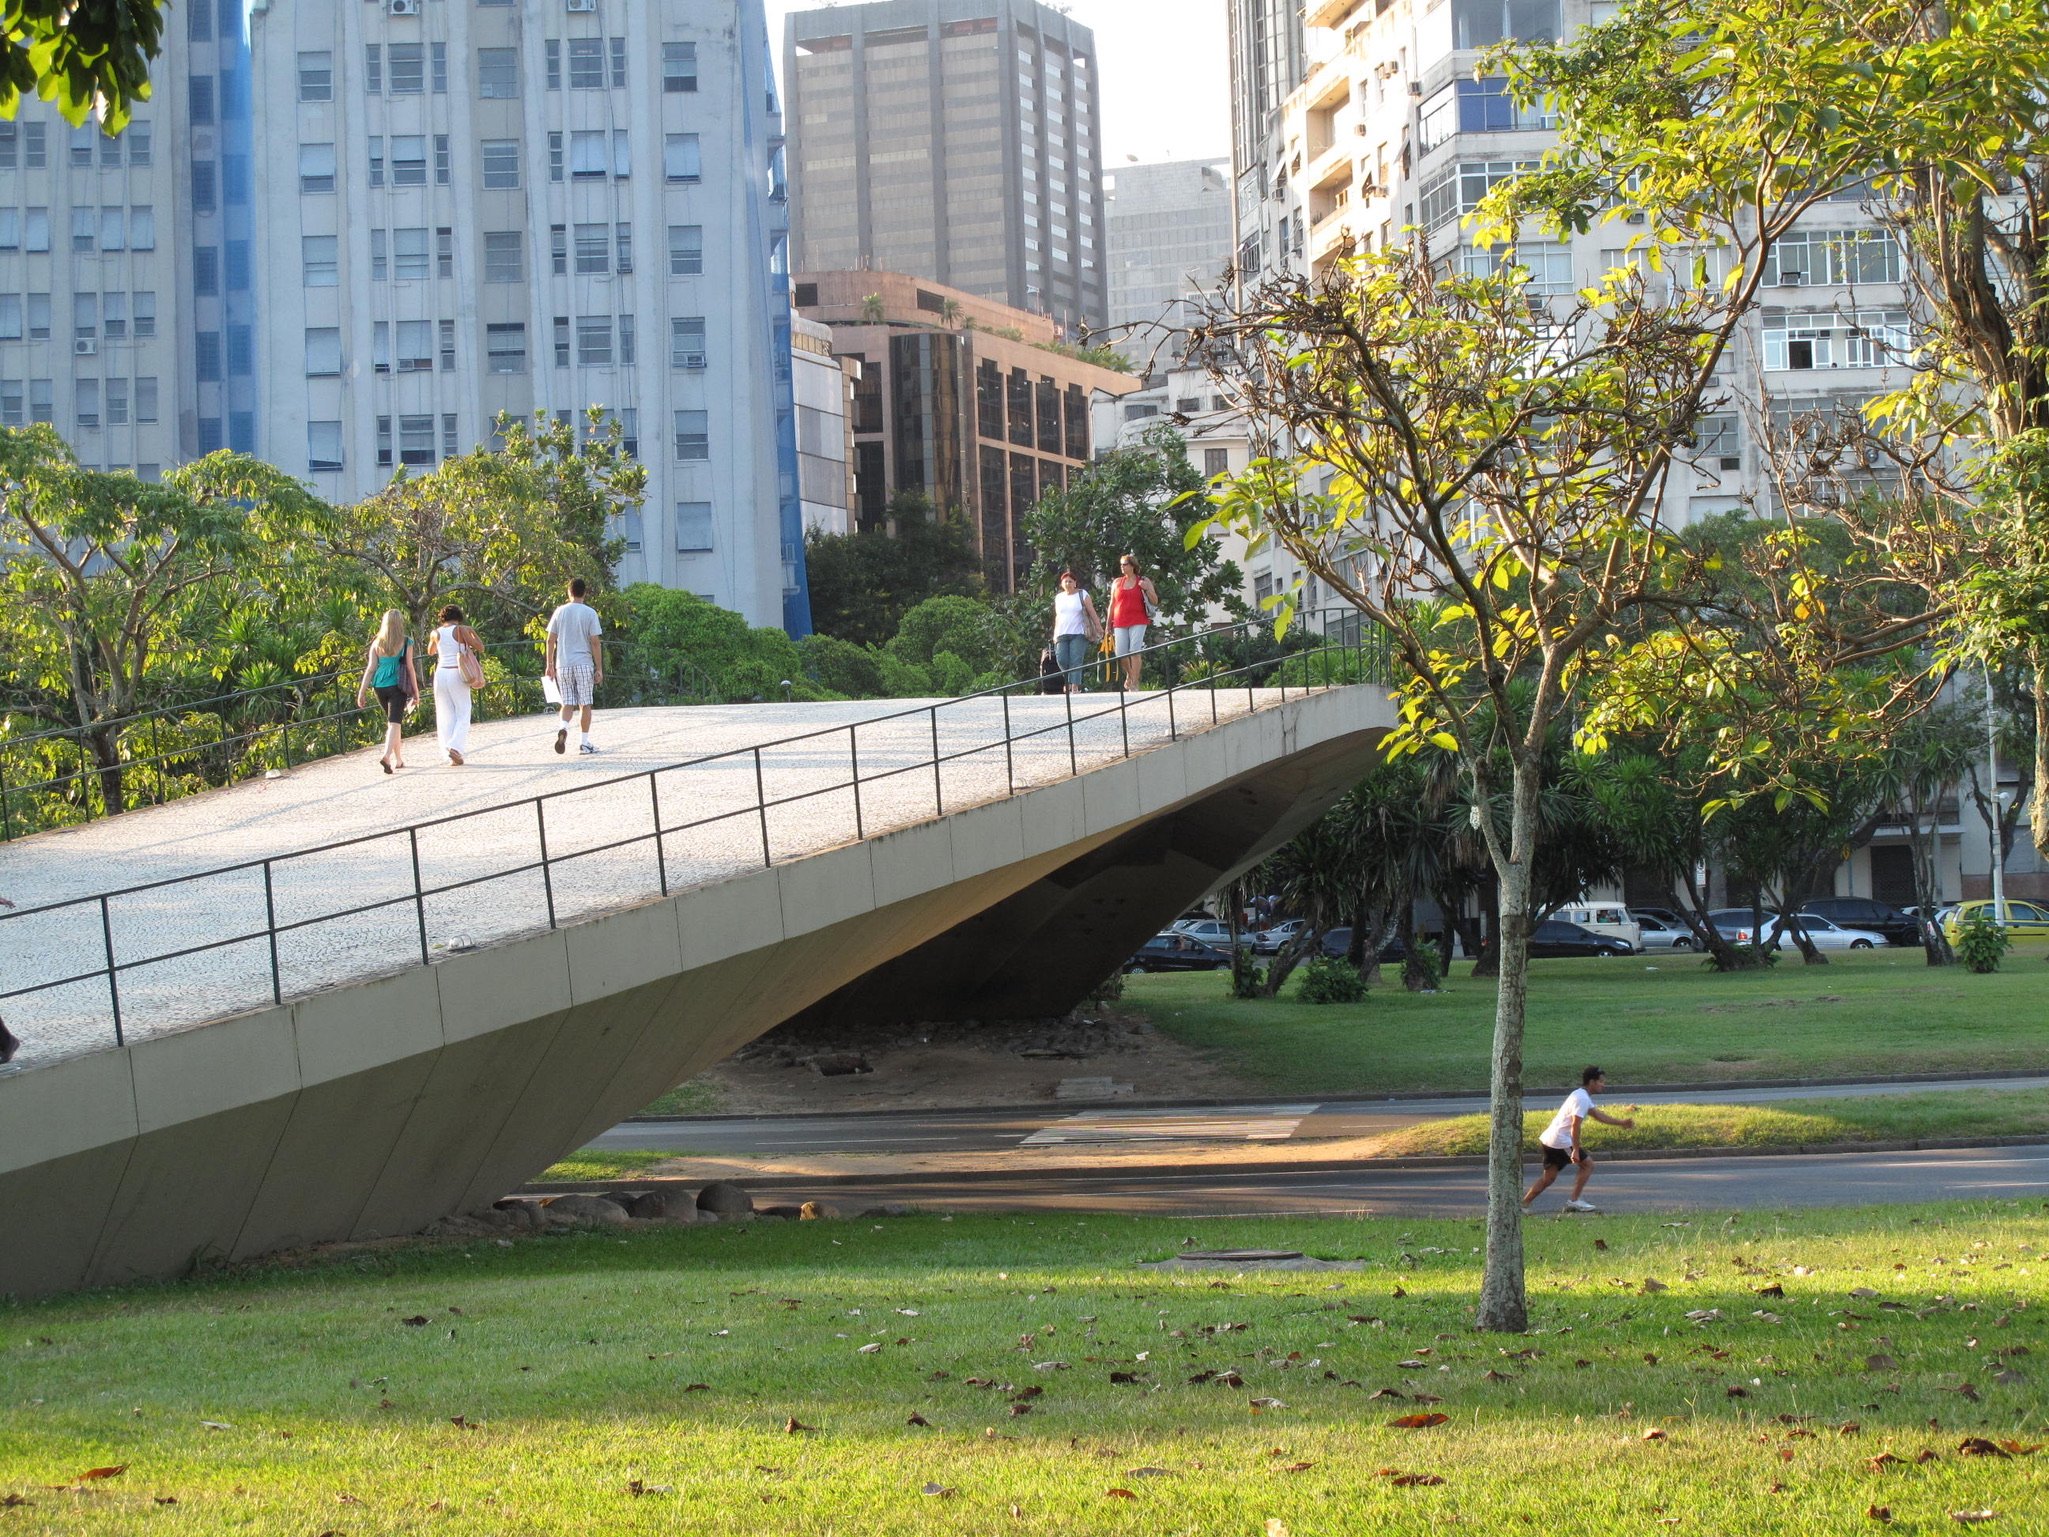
[426,603,486,766]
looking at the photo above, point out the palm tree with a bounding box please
[860,293,886,323]
[940,298,964,328]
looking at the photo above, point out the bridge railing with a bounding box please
[0,609,1391,1061]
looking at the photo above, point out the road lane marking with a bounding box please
[1020,1104,1322,1147]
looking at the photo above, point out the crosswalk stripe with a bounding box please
[1021,1105,1321,1147]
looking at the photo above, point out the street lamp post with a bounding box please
[1986,661,2006,924]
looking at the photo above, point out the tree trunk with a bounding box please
[2032,644,2049,863]
[1470,873,1502,978]
[1476,761,1538,1334]
[1261,932,1315,998]
[85,724,127,817]
[1677,869,1745,971]
[1907,799,1955,966]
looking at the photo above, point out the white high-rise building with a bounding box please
[248,0,811,632]
[1104,159,1234,370]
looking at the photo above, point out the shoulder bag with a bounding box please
[458,629,486,691]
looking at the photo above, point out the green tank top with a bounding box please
[372,640,408,689]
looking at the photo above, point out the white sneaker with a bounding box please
[1564,1198,1599,1213]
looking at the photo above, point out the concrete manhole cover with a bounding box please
[1141,1249,1369,1272]
[1181,1249,1305,1262]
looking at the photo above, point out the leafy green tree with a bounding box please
[798,634,887,699]
[887,595,1009,676]
[0,427,335,811]
[3,2,164,133]
[1022,426,1245,633]
[615,588,831,704]
[804,495,986,647]
[1870,707,1978,966]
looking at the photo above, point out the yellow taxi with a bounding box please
[1942,899,2049,941]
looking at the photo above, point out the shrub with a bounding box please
[800,633,886,698]
[1704,942,1779,970]
[1230,948,1267,999]
[1298,952,1366,1005]
[1404,939,1443,991]
[1954,913,2012,974]
[1081,968,1125,1010]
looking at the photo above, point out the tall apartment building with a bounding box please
[247,0,811,634]
[0,0,259,473]
[1104,159,1234,371]
[1226,0,1307,289]
[785,0,1107,336]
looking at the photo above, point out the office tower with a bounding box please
[792,270,1137,590]
[0,3,249,475]
[785,0,1107,335]
[1226,0,1307,285]
[248,0,811,634]
[1104,159,1234,370]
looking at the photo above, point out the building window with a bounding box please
[23,208,48,253]
[399,414,436,467]
[130,206,155,250]
[377,416,393,468]
[0,210,14,251]
[437,227,454,278]
[439,318,457,371]
[98,207,124,251]
[570,130,612,179]
[675,501,714,552]
[574,222,609,274]
[664,133,701,182]
[388,42,424,95]
[545,39,561,91]
[670,316,707,369]
[191,160,217,212]
[619,510,644,552]
[369,228,388,282]
[127,123,152,167]
[1204,448,1230,477]
[73,294,96,342]
[663,42,698,92]
[668,225,703,276]
[610,36,628,87]
[481,140,520,189]
[442,413,459,459]
[1761,228,1903,287]
[368,136,384,187]
[396,320,434,373]
[298,51,332,102]
[615,222,633,274]
[394,226,430,281]
[365,43,383,95]
[136,376,157,423]
[133,292,154,338]
[576,315,613,367]
[553,316,571,367]
[487,323,527,373]
[304,327,342,377]
[71,208,95,253]
[432,42,448,94]
[478,48,519,99]
[308,421,344,473]
[0,295,20,338]
[568,38,605,89]
[299,142,336,194]
[106,378,129,426]
[76,379,100,431]
[619,313,636,366]
[189,77,215,126]
[103,292,127,339]
[1761,308,1912,371]
[435,135,451,185]
[551,224,568,274]
[391,136,427,186]
[30,379,54,424]
[674,410,709,461]
[303,235,338,287]
[485,231,523,282]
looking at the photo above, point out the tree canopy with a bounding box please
[2,1,164,134]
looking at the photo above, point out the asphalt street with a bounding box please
[717,1144,2049,1217]
[591,1075,2049,1156]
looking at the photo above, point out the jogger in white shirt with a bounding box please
[1523,1065,1635,1213]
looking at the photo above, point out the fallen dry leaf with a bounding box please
[1866,1354,1899,1371]
[1387,1413,1450,1429]
[906,1412,931,1427]
[1641,1278,1669,1294]
[1957,1439,2010,1459]
[1641,1429,1668,1442]
[920,1482,954,1498]
[1279,1461,1314,1473]
[1267,1522,1291,1537]
[1594,1238,1608,1251]
[75,1467,125,1482]
[1948,1512,1998,1525]
[1127,1467,1175,1478]
[400,1316,429,1327]
[1868,1507,1893,1524]
[784,1417,814,1434]
[1868,1453,1904,1471]
[1106,1488,1138,1500]
[153,1496,177,1505]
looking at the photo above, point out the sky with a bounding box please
[761,0,1233,168]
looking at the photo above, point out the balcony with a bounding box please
[1305,0,1369,27]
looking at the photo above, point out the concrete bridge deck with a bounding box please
[0,683,1395,1296]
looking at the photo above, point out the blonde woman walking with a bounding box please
[355,609,419,775]
[427,603,487,766]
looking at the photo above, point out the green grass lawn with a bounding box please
[1127,943,2049,1096]
[534,1149,671,1184]
[3,1208,2044,1535]
[1378,1087,2049,1158]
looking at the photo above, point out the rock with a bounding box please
[599,1189,642,1213]
[492,1199,546,1233]
[696,1181,755,1218]
[624,1191,675,1222]
[799,1201,835,1221]
[810,1052,872,1077]
[540,1193,632,1228]
[860,1203,913,1218]
[759,1205,801,1220]
[423,1214,501,1239]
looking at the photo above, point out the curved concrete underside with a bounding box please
[0,687,1392,1297]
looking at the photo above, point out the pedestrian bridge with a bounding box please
[0,672,1394,1295]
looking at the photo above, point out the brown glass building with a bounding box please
[792,271,1136,589]
[784,0,1107,335]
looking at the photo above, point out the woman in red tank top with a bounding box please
[1108,554,1160,692]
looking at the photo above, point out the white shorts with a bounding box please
[1113,625,1147,657]
[556,662,597,709]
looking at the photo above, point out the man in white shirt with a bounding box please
[1523,1065,1635,1213]
[544,577,605,756]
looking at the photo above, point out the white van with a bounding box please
[1556,904,1642,951]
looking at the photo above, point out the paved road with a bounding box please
[721,1145,2049,1217]
[591,1075,2049,1156]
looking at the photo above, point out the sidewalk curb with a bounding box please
[624,1071,2049,1124]
[530,1133,2049,1194]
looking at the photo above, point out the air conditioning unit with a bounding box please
[1718,454,1742,471]
[567,0,597,10]
[677,351,707,370]
[73,338,97,357]
[388,0,420,15]
[1777,271,1807,286]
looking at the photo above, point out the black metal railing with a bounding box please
[0,610,1391,1062]
[0,671,527,841]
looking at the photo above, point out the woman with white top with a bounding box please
[1050,569,1102,694]
[426,603,487,766]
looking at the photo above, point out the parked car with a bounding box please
[1169,918,1241,949]
[1251,918,1311,954]
[1315,927,1413,962]
[1706,911,1884,950]
[1630,905,1691,932]
[1528,920,1635,958]
[1942,899,2049,942]
[1631,912,1697,950]
[1555,903,1642,951]
[1797,896,1921,947]
[1125,932,1234,973]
